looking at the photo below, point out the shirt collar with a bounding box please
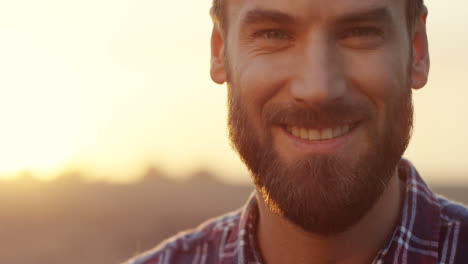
[374,159,441,263]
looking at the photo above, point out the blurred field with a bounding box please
[0,171,466,264]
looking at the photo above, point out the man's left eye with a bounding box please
[339,27,385,49]
[343,27,383,38]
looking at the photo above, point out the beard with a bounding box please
[227,81,413,236]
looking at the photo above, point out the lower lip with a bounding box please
[279,124,359,153]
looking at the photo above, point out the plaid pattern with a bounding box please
[125,159,468,264]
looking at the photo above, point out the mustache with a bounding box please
[263,101,374,128]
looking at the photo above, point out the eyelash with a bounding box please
[343,27,384,38]
[254,29,291,40]
[251,27,384,47]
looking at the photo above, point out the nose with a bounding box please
[289,34,347,106]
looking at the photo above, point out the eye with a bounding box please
[254,29,291,40]
[342,27,384,39]
[340,27,385,49]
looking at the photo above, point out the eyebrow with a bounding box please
[334,7,394,26]
[240,6,393,27]
[241,8,298,26]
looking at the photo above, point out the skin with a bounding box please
[210,0,429,263]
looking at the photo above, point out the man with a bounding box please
[125,0,468,263]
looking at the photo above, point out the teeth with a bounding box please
[332,127,342,138]
[321,128,333,140]
[300,128,308,140]
[286,125,351,141]
[308,129,321,141]
[291,126,300,138]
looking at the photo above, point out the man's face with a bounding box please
[211,0,429,235]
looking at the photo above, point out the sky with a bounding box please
[0,0,467,184]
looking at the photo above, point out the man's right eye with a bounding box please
[254,29,291,40]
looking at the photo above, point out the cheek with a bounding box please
[233,51,295,118]
[343,51,409,108]
[342,50,410,139]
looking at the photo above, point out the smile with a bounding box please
[285,125,352,141]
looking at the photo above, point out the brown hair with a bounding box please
[210,0,425,35]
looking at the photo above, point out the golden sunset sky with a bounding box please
[0,0,466,184]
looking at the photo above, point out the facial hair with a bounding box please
[227,81,413,236]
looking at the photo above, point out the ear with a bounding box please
[210,22,227,84]
[410,6,430,90]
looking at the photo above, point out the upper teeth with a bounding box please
[286,125,350,141]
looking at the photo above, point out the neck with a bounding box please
[256,172,405,264]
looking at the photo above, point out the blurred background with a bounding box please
[0,0,467,263]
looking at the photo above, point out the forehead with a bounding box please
[226,0,406,28]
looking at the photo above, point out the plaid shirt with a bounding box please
[125,160,468,264]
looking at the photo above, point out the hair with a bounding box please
[210,0,425,35]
